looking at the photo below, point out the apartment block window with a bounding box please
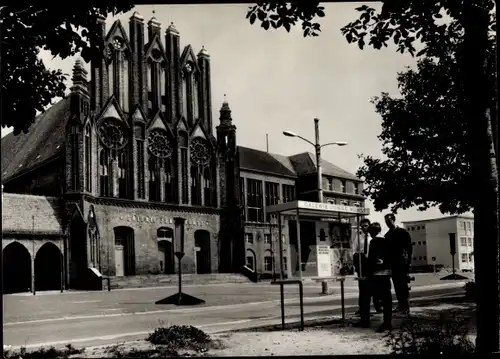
[423,256,427,260]
[412,242,416,246]
[264,234,271,244]
[418,256,422,260]
[418,241,421,245]
[327,199,335,204]
[467,237,472,246]
[460,237,467,246]
[461,253,468,262]
[265,181,280,222]
[327,178,333,191]
[422,225,426,230]
[353,202,361,207]
[467,222,471,231]
[247,179,264,222]
[412,227,416,231]
[282,184,295,203]
[469,253,474,261]
[340,200,348,206]
[341,180,346,193]
[461,221,467,230]
[283,256,287,271]
[264,256,273,271]
[413,257,417,261]
[354,183,360,195]
[423,241,426,245]
[245,233,254,244]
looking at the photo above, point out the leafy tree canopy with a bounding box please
[1,5,133,135]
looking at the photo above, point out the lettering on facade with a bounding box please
[300,201,370,215]
[119,215,209,227]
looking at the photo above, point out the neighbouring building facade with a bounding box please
[1,13,365,293]
[402,214,475,272]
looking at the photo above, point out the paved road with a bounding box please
[4,273,468,323]
[4,280,466,350]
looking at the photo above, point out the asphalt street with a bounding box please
[3,278,467,350]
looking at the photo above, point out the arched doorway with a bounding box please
[35,242,62,291]
[3,242,32,294]
[113,227,135,276]
[70,216,87,288]
[195,230,211,274]
[246,249,256,271]
[157,227,175,274]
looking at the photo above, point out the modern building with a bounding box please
[1,13,365,293]
[402,214,474,272]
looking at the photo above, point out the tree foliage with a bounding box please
[0,5,133,135]
[358,44,495,214]
[246,1,325,37]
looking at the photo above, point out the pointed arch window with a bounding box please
[190,137,214,207]
[70,126,80,191]
[147,48,166,117]
[164,157,176,203]
[118,151,127,198]
[135,124,146,199]
[149,157,161,201]
[99,148,110,197]
[84,124,92,192]
[181,62,200,124]
[106,36,129,112]
[179,131,189,204]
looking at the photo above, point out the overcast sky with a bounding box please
[1,3,468,231]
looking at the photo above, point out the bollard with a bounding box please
[321,281,329,294]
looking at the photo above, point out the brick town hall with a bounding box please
[1,13,367,293]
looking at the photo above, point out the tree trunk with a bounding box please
[463,1,500,353]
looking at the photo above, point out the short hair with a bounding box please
[369,222,382,235]
[384,213,396,221]
[360,218,371,225]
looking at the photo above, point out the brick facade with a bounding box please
[2,12,365,292]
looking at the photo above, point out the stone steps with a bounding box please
[108,273,252,289]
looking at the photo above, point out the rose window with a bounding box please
[148,129,172,158]
[190,137,211,166]
[98,118,127,150]
[112,37,124,50]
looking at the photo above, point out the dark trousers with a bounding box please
[358,278,372,324]
[391,269,410,311]
[371,275,393,327]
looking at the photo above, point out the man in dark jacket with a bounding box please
[384,213,412,314]
[367,222,393,332]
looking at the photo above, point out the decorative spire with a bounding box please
[130,11,144,21]
[71,58,89,96]
[220,94,232,126]
[166,22,179,35]
[198,45,209,57]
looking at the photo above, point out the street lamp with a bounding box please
[283,118,347,203]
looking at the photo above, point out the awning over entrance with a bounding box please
[266,200,370,281]
[267,200,370,218]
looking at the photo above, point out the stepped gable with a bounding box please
[288,152,359,181]
[237,146,296,178]
[1,97,71,183]
[1,193,64,235]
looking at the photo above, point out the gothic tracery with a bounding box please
[148,129,172,158]
[190,137,211,166]
[98,118,128,150]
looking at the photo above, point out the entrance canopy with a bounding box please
[267,200,370,218]
[266,200,370,281]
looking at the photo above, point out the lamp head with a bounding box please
[283,130,297,137]
[336,141,348,146]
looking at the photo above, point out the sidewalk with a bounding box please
[69,292,474,358]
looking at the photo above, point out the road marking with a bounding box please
[7,291,462,351]
[4,282,466,327]
[71,300,101,304]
